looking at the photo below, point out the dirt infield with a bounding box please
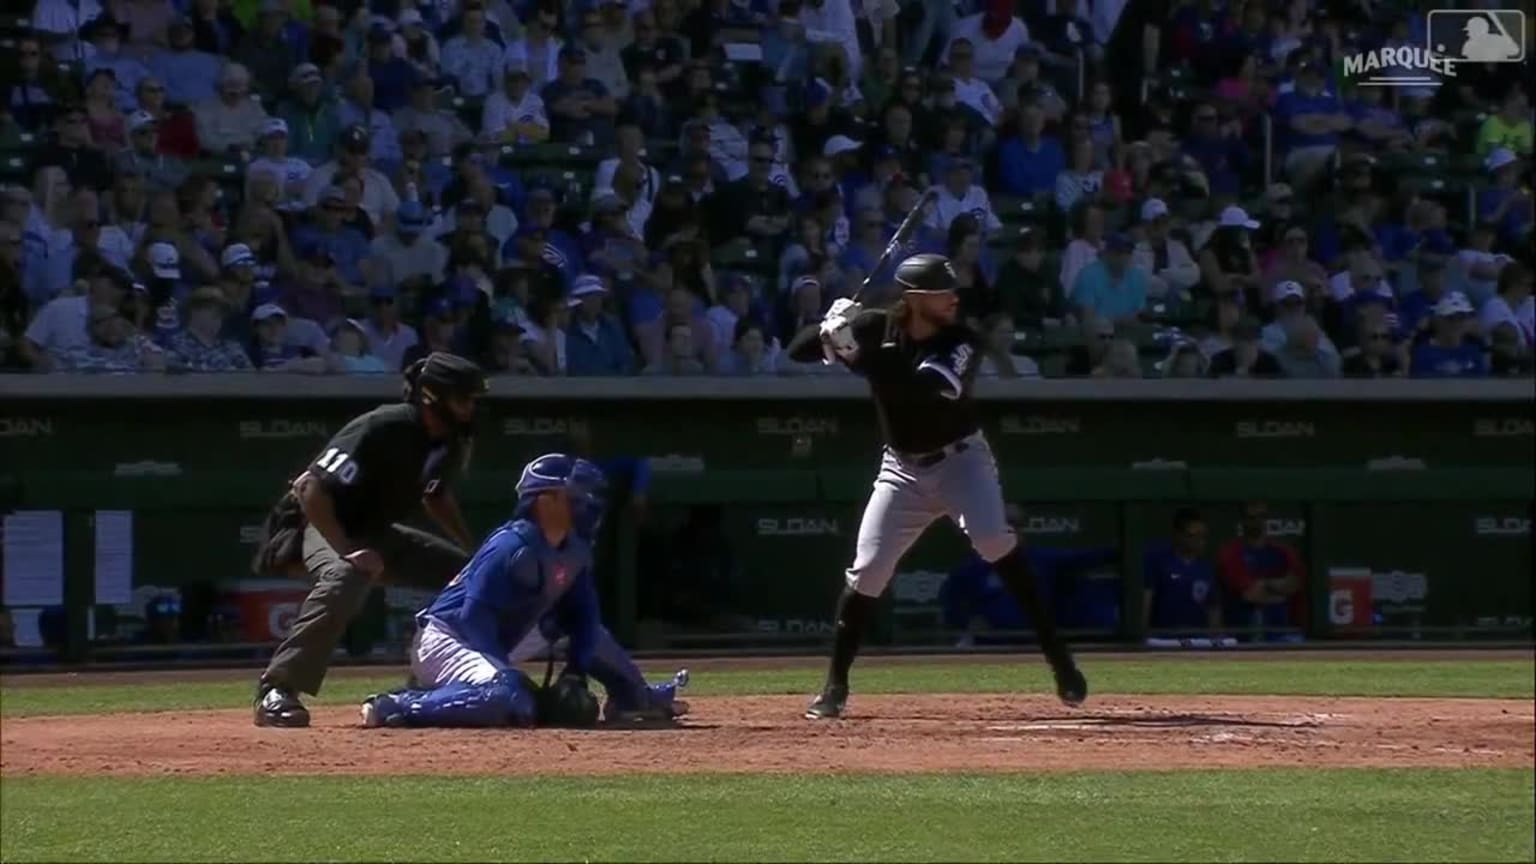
[3,694,1530,777]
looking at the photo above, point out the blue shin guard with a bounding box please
[585,625,653,710]
[371,671,537,728]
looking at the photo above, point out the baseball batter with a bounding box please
[786,253,1087,719]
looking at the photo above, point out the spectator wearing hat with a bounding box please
[1480,262,1534,352]
[148,16,221,106]
[82,15,152,112]
[394,78,473,158]
[927,155,1001,236]
[1070,231,1146,326]
[1260,220,1326,305]
[542,45,618,147]
[585,191,647,275]
[327,318,391,374]
[1262,279,1336,356]
[195,62,268,155]
[249,303,325,372]
[441,1,506,98]
[1478,148,1533,247]
[1133,198,1199,306]
[302,126,401,224]
[442,180,518,256]
[1209,315,1283,378]
[110,111,186,192]
[277,63,341,163]
[566,273,635,375]
[292,185,371,290]
[36,105,113,192]
[1476,89,1533,159]
[483,61,550,144]
[20,263,129,371]
[54,300,167,373]
[1198,205,1263,307]
[995,100,1065,198]
[1410,295,1487,378]
[165,286,253,371]
[1272,59,1351,192]
[336,65,401,165]
[245,118,311,212]
[371,200,448,293]
[394,7,442,82]
[994,45,1065,122]
[790,79,859,167]
[486,303,537,374]
[1341,317,1405,379]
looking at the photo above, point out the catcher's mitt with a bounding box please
[535,673,600,728]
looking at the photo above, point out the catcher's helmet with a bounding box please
[894,253,958,294]
[517,453,579,501]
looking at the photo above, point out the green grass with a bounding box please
[2,659,1531,717]
[3,770,1531,862]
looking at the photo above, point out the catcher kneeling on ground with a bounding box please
[360,453,688,728]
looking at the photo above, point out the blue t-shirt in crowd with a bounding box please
[1070,260,1148,320]
[1410,341,1487,378]
[995,135,1065,197]
[1274,90,1342,150]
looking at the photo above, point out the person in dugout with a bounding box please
[941,505,1119,645]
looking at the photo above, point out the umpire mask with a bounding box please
[404,352,488,444]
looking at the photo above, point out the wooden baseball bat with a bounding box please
[852,187,937,304]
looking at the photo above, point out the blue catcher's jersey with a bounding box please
[420,518,599,668]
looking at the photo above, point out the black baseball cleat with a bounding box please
[1052,659,1088,707]
[254,684,311,728]
[805,685,848,719]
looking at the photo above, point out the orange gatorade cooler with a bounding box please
[227,580,312,642]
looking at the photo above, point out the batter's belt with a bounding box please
[894,438,972,469]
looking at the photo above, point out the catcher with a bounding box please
[359,454,678,728]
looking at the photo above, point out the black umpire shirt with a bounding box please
[789,308,982,454]
[307,403,466,536]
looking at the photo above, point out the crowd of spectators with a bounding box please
[0,0,1531,379]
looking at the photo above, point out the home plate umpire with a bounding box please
[250,352,487,728]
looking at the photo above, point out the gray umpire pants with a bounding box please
[846,431,1018,598]
[262,524,467,695]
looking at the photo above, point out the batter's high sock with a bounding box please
[992,547,1073,667]
[826,588,876,690]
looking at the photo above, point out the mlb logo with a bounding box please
[1427,9,1526,63]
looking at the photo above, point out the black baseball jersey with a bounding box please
[307,404,466,535]
[790,308,983,453]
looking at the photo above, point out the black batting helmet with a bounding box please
[894,253,958,294]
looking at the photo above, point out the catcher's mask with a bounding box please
[404,352,487,441]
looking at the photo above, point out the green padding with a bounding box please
[18,471,280,509]
[456,472,526,507]
[0,474,19,509]
[1002,469,1189,500]
[819,468,877,501]
[648,470,818,503]
[1188,468,1536,502]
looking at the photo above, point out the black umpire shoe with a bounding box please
[805,685,848,719]
[254,684,311,728]
[1051,657,1088,707]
